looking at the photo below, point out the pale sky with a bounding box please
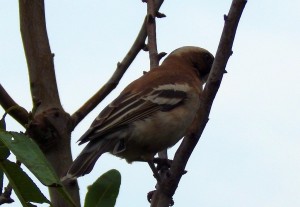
[1,1,300,206]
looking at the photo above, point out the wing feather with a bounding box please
[78,84,190,144]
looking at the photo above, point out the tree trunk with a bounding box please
[19,1,81,206]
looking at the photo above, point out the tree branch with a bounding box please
[150,0,247,206]
[0,84,29,127]
[19,0,62,115]
[70,0,165,130]
[19,1,81,206]
[0,184,14,205]
[145,0,168,180]
[146,0,160,69]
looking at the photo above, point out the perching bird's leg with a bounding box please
[154,158,188,175]
[148,158,177,205]
[153,157,172,171]
[148,160,161,183]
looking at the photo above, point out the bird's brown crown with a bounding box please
[164,46,214,82]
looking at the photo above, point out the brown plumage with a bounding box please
[66,46,214,179]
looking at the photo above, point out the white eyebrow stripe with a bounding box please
[144,95,183,105]
[153,83,191,92]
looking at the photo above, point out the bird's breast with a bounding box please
[116,91,200,163]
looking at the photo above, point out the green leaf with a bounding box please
[0,145,10,160]
[0,168,3,193]
[0,130,77,206]
[0,159,50,206]
[0,131,59,186]
[0,114,6,131]
[84,169,121,207]
[0,120,5,131]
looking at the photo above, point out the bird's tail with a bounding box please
[64,139,114,180]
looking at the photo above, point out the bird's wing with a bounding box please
[78,83,190,144]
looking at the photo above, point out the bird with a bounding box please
[65,46,214,180]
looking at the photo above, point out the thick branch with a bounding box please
[19,0,62,115]
[150,0,247,206]
[19,1,80,206]
[0,84,29,127]
[70,0,165,130]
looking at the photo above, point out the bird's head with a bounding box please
[167,46,214,82]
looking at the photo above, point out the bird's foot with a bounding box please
[147,190,175,206]
[153,158,188,176]
[144,155,168,182]
[153,158,172,171]
[147,190,155,202]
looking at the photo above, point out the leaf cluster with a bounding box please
[0,115,120,207]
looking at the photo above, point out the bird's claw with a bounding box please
[153,158,172,171]
[147,190,155,202]
[147,190,175,206]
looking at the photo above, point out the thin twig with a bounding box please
[0,184,14,205]
[0,84,29,127]
[70,0,165,130]
[146,0,169,177]
[150,0,247,206]
[146,0,159,69]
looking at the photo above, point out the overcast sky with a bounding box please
[1,0,300,206]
